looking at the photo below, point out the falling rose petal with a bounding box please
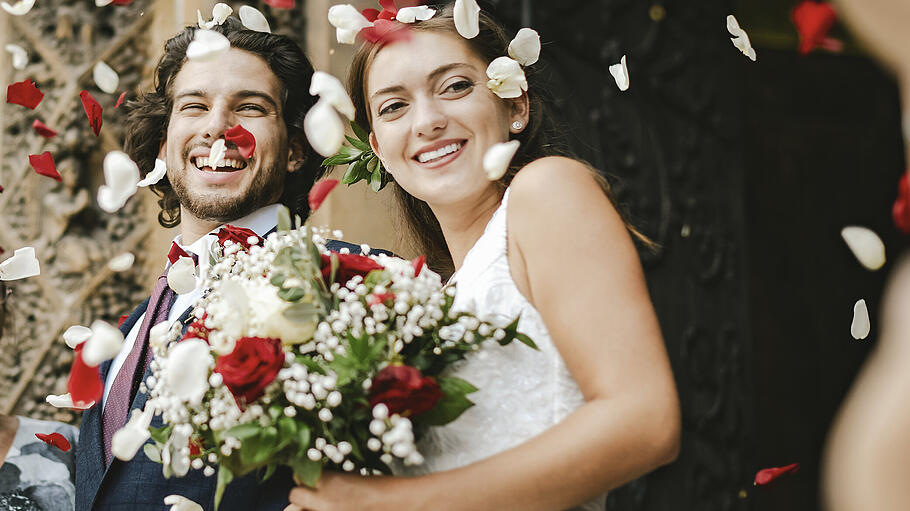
[225,124,256,159]
[118,314,128,327]
[727,15,757,61]
[840,226,886,271]
[111,0,132,5]
[754,463,800,486]
[82,319,124,366]
[211,2,232,24]
[893,173,910,235]
[35,432,71,452]
[609,55,630,91]
[396,5,436,23]
[114,91,127,108]
[454,0,481,39]
[196,9,207,28]
[5,44,28,70]
[264,0,294,8]
[328,4,375,45]
[163,339,212,406]
[32,119,57,138]
[112,407,153,461]
[508,28,541,66]
[412,255,426,277]
[6,79,44,109]
[360,19,411,44]
[137,158,167,187]
[208,139,226,168]
[0,247,40,281]
[0,0,34,16]
[486,56,527,99]
[46,393,94,410]
[186,29,230,61]
[98,150,140,212]
[63,325,93,349]
[95,0,113,5]
[93,61,120,94]
[791,0,837,55]
[309,179,339,212]
[164,495,204,511]
[67,346,103,407]
[851,299,871,340]
[483,140,520,180]
[108,252,135,272]
[167,256,197,295]
[310,71,355,120]
[29,152,61,181]
[305,99,346,157]
[80,90,103,136]
[239,5,271,33]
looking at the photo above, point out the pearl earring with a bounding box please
[511,121,523,131]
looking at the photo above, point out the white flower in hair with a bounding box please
[305,71,356,157]
[93,61,119,94]
[5,44,28,70]
[508,28,540,66]
[727,15,756,61]
[483,140,520,180]
[0,0,34,16]
[186,29,230,61]
[396,6,436,23]
[239,5,271,33]
[328,4,374,44]
[609,55,629,91]
[486,56,527,99]
[454,0,481,39]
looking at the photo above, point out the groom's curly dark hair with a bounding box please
[122,17,321,227]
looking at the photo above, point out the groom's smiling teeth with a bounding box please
[416,142,463,163]
[194,157,247,171]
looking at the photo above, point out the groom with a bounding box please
[75,18,363,511]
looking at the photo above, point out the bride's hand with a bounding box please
[285,472,420,511]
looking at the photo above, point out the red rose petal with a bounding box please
[114,91,127,108]
[111,0,132,4]
[411,255,426,277]
[0,185,4,193]
[361,19,411,44]
[362,8,380,21]
[32,119,57,138]
[894,174,910,234]
[79,90,103,136]
[754,462,800,486]
[28,152,62,182]
[6,79,44,110]
[264,0,294,8]
[35,432,72,452]
[167,242,191,264]
[118,314,129,328]
[791,1,837,55]
[368,291,396,306]
[225,124,256,159]
[308,179,339,212]
[67,345,103,407]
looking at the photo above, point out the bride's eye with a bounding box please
[379,101,406,117]
[444,80,474,94]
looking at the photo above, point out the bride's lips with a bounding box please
[412,139,467,169]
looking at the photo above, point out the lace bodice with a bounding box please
[395,190,606,510]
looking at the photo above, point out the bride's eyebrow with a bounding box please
[370,62,475,102]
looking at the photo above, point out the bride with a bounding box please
[289,4,680,510]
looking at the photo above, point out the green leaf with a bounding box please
[269,405,283,422]
[351,120,370,144]
[277,286,307,302]
[297,423,311,451]
[289,457,323,488]
[143,443,162,464]
[149,425,172,445]
[370,166,383,192]
[342,158,368,185]
[514,332,538,350]
[416,376,478,427]
[346,135,372,152]
[277,204,292,232]
[283,301,320,323]
[261,462,278,483]
[225,422,261,440]
[322,144,362,166]
[214,465,234,511]
[348,332,369,362]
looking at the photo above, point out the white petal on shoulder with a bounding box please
[453,0,481,39]
[841,226,886,271]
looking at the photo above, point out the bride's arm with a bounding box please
[287,157,680,511]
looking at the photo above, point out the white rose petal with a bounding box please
[453,0,481,39]
[112,406,154,461]
[0,0,35,16]
[327,4,373,44]
[211,3,232,25]
[208,138,226,169]
[108,252,135,272]
[841,226,886,271]
[483,140,520,180]
[305,99,346,157]
[63,325,93,349]
[164,495,204,511]
[5,44,28,70]
[138,158,167,187]
[46,393,94,410]
[95,0,113,6]
[396,6,436,23]
[167,256,197,295]
[508,28,540,66]
[0,247,40,281]
[239,5,271,33]
[609,55,629,91]
[851,299,871,340]
[186,29,230,61]
[486,56,527,99]
[98,151,140,213]
[197,9,207,28]
[309,71,355,120]
[163,339,212,406]
[93,61,119,94]
[727,15,756,62]
[82,319,124,366]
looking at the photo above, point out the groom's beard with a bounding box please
[169,158,286,223]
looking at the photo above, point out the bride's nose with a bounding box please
[411,97,447,138]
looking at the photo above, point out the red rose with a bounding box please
[214,337,284,408]
[183,312,211,342]
[321,253,384,287]
[893,173,910,235]
[369,364,442,417]
[217,225,262,250]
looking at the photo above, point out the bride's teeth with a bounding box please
[418,143,461,163]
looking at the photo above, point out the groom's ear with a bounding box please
[287,134,306,173]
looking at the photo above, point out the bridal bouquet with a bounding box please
[111,206,535,507]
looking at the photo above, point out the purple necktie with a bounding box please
[102,244,193,463]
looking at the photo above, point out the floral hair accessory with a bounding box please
[323,120,389,192]
[487,56,527,99]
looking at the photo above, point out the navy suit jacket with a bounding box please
[75,239,381,510]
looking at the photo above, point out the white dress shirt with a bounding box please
[101,204,281,411]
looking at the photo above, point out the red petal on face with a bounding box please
[411,255,426,277]
[361,19,411,44]
[6,79,44,110]
[791,1,837,55]
[225,124,256,159]
[67,346,103,408]
[32,119,57,138]
[754,463,800,486]
[118,314,129,328]
[35,432,72,452]
[264,0,294,8]
[29,152,62,182]
[79,90,103,136]
[308,179,339,212]
[114,91,127,108]
[362,8,380,21]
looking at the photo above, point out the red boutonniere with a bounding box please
[893,172,910,235]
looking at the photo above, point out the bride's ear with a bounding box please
[369,132,391,175]
[508,92,530,133]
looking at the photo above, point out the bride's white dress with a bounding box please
[395,189,607,510]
